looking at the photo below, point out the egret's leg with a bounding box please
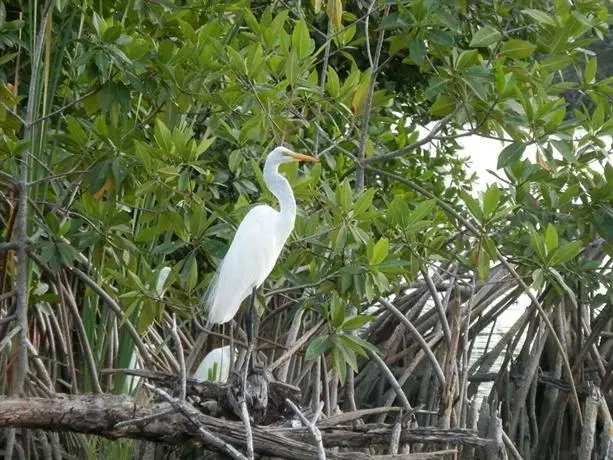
[244,287,257,372]
[245,287,256,346]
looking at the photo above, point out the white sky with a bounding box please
[412,122,611,192]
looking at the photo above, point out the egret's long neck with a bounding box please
[264,158,296,234]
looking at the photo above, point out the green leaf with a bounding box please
[334,225,347,255]
[342,334,379,355]
[497,142,526,169]
[353,188,375,217]
[584,57,597,84]
[521,9,556,27]
[305,336,331,360]
[154,119,173,152]
[548,267,578,308]
[460,190,483,220]
[364,275,375,303]
[65,115,87,144]
[532,268,544,290]
[409,39,426,66]
[482,235,498,259]
[182,255,198,293]
[226,45,245,73]
[408,199,436,224]
[326,66,340,97]
[327,0,343,32]
[369,238,389,266]
[529,228,547,263]
[477,247,489,281]
[335,339,359,371]
[331,295,345,328]
[388,195,411,227]
[45,212,61,234]
[339,334,368,358]
[337,179,353,211]
[456,49,479,69]
[483,184,500,217]
[341,315,376,331]
[242,8,260,34]
[380,12,408,30]
[544,223,558,252]
[332,345,347,384]
[378,259,409,274]
[194,136,216,157]
[430,94,455,116]
[500,39,536,59]
[549,241,582,266]
[0,52,18,66]
[135,226,164,243]
[469,25,501,47]
[292,19,313,60]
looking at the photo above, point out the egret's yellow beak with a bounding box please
[289,151,318,162]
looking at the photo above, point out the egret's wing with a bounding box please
[205,205,282,324]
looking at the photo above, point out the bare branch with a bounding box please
[0,241,19,253]
[169,314,187,401]
[369,351,413,413]
[286,399,326,460]
[378,296,446,387]
[270,318,324,373]
[0,169,18,185]
[363,110,460,164]
[356,4,391,191]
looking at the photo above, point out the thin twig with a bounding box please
[0,290,16,302]
[0,169,18,185]
[170,314,187,400]
[270,318,324,373]
[0,100,26,125]
[313,19,332,157]
[364,109,459,164]
[113,408,177,429]
[420,267,452,348]
[363,0,376,68]
[356,4,390,191]
[286,399,326,460]
[238,397,255,460]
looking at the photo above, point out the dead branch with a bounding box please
[0,394,495,458]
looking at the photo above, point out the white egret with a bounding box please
[205,146,317,340]
[193,345,234,382]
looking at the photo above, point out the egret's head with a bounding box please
[267,146,318,165]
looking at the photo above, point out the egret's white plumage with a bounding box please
[205,147,317,324]
[193,345,234,382]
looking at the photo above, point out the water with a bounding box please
[469,298,527,399]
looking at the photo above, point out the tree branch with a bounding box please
[356,4,390,191]
[0,394,495,457]
[363,110,459,164]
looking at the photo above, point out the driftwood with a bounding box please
[0,394,495,459]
